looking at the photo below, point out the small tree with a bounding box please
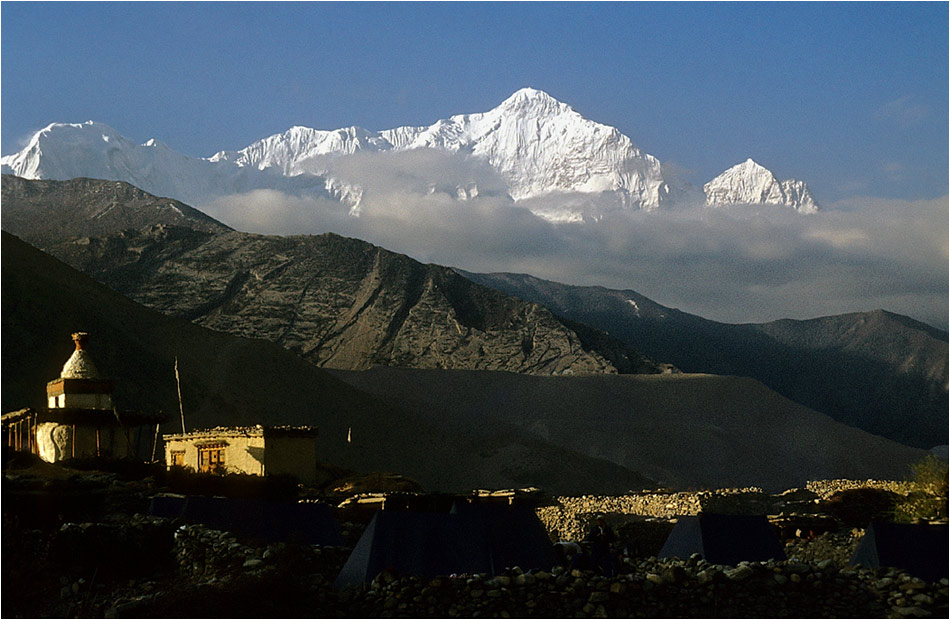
[893,455,949,523]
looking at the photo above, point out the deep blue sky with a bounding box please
[2,2,947,202]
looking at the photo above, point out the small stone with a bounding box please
[790,573,802,583]
[774,573,788,585]
[663,565,687,584]
[893,606,930,618]
[243,558,263,569]
[724,565,754,581]
[588,591,609,603]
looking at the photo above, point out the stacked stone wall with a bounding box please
[806,479,915,499]
[536,481,914,543]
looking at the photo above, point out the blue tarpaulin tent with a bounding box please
[849,521,948,582]
[335,503,556,589]
[658,513,786,565]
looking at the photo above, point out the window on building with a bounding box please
[170,451,185,467]
[198,444,226,473]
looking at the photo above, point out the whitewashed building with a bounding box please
[2,332,163,461]
[163,425,319,484]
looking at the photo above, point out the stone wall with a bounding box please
[537,487,773,543]
[536,481,914,543]
[806,479,915,499]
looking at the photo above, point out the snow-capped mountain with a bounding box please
[0,121,334,206]
[704,159,818,213]
[2,89,819,218]
[210,88,674,210]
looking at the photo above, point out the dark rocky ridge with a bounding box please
[2,175,666,377]
[0,175,229,245]
[459,271,949,449]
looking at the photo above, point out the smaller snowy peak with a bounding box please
[704,158,818,213]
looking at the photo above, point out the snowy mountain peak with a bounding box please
[384,88,671,207]
[2,121,137,181]
[496,87,573,116]
[704,158,819,212]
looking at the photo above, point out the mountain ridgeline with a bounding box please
[1,88,818,220]
[459,271,948,449]
[1,175,665,377]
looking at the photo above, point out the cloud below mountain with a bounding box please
[202,179,948,329]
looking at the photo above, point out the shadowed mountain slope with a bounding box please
[459,271,948,449]
[330,366,927,491]
[1,231,657,494]
[1,176,665,377]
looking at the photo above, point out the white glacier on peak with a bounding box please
[1,89,819,219]
[207,87,676,214]
[703,158,818,213]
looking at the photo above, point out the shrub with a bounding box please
[893,455,949,523]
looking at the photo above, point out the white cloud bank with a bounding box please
[201,155,948,330]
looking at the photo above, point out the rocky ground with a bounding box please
[2,461,946,618]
